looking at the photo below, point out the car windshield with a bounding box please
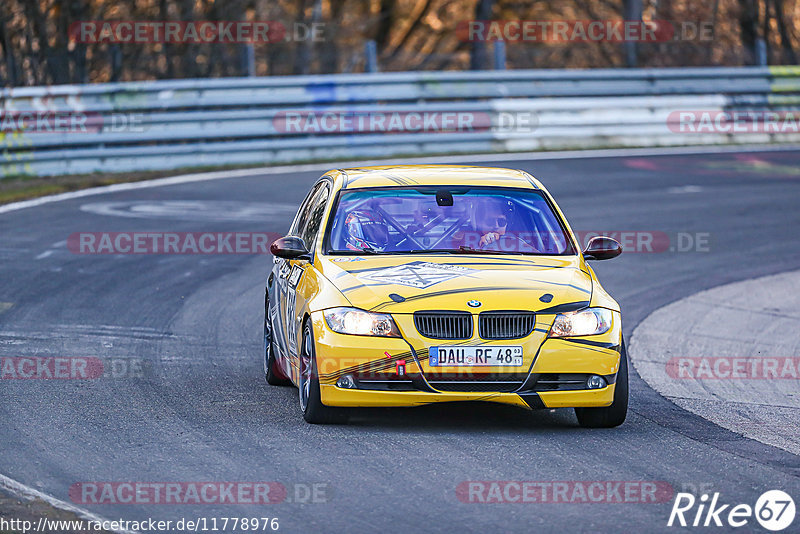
[325,187,575,255]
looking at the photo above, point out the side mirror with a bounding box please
[583,236,622,261]
[270,236,311,260]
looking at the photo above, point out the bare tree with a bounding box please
[771,0,797,64]
[0,4,20,86]
[0,0,797,86]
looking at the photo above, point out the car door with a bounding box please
[273,182,321,367]
[276,181,331,378]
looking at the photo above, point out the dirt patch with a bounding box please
[0,489,113,533]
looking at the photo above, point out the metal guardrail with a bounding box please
[2,66,800,177]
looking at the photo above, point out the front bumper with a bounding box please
[320,383,617,409]
[310,310,622,410]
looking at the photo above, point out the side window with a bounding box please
[298,183,331,251]
[290,182,325,237]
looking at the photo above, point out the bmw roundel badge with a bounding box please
[467,300,482,308]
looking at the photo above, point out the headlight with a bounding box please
[548,308,612,338]
[323,307,401,337]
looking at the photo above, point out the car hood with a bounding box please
[317,254,592,314]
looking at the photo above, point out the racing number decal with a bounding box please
[274,258,295,358]
[288,265,303,286]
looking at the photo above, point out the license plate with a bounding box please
[429,346,523,367]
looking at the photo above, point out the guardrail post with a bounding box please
[623,0,642,67]
[756,38,768,66]
[110,45,122,82]
[241,44,256,76]
[365,40,378,73]
[493,41,506,70]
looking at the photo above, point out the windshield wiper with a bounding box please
[378,247,525,255]
[400,247,506,255]
[454,246,506,254]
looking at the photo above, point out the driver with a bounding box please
[343,209,390,251]
[475,197,515,247]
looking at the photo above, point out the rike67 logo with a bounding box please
[668,490,795,531]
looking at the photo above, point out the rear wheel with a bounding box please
[299,321,348,424]
[575,340,629,428]
[264,323,290,386]
[264,290,290,386]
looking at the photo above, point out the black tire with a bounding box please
[264,325,290,386]
[299,321,348,424]
[264,290,290,386]
[575,340,629,428]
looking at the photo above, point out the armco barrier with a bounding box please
[2,66,800,177]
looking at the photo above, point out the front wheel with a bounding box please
[575,340,629,428]
[299,321,348,424]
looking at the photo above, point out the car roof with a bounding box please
[329,165,542,190]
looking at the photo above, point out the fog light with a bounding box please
[336,374,357,389]
[586,375,607,389]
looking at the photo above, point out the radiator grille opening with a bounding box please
[413,311,472,340]
[479,311,536,340]
[427,373,528,393]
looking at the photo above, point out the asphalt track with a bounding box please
[1,148,800,533]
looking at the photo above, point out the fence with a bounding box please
[2,66,800,177]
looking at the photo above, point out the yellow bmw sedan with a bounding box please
[264,165,626,426]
